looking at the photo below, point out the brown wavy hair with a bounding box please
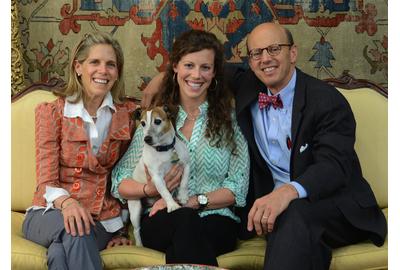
[154,29,236,152]
[54,31,126,104]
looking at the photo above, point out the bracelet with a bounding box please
[59,196,70,209]
[143,184,150,198]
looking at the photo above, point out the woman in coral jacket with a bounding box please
[22,32,136,270]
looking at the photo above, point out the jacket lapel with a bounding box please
[291,68,306,156]
[64,117,88,142]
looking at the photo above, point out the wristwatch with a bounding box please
[197,193,209,211]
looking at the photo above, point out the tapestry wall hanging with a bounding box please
[17,0,388,98]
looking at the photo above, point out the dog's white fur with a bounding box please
[128,107,190,246]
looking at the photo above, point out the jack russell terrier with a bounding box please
[128,106,190,246]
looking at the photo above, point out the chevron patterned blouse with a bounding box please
[111,102,250,222]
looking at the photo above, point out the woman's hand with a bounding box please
[183,195,199,209]
[106,236,132,249]
[144,164,183,196]
[149,198,167,217]
[61,198,95,236]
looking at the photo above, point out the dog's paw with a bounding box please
[167,201,181,213]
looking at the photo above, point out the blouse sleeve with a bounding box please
[111,125,144,203]
[34,101,63,198]
[221,113,250,207]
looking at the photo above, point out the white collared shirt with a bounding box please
[64,92,116,155]
[27,93,123,233]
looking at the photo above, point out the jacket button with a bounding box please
[72,181,81,191]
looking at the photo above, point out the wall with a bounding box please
[17,0,388,98]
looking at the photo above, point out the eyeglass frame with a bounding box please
[248,43,293,60]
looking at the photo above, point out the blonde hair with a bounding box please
[55,31,125,103]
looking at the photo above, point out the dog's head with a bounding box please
[139,106,175,146]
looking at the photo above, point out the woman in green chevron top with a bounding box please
[111,29,249,266]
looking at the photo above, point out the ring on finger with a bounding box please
[262,216,268,220]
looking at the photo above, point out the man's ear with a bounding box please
[290,44,298,64]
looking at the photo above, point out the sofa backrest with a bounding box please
[11,77,388,212]
[11,89,57,212]
[337,87,387,208]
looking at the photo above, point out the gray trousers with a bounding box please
[23,209,113,270]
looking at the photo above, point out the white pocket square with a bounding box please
[300,143,308,153]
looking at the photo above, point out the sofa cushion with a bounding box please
[11,212,47,270]
[337,88,387,208]
[12,208,387,270]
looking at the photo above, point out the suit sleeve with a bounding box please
[34,102,63,199]
[296,88,357,202]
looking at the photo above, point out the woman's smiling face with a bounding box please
[74,44,119,100]
[173,49,216,103]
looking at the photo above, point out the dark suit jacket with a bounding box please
[226,67,387,245]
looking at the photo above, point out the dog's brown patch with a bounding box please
[151,106,173,134]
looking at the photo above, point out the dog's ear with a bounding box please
[163,105,173,120]
[133,107,142,120]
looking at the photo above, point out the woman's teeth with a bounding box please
[187,81,202,89]
[93,78,108,84]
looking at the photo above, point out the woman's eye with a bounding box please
[184,63,193,68]
[154,119,162,125]
[140,121,146,127]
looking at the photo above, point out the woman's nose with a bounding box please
[191,67,201,78]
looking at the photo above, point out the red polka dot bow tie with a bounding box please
[258,92,283,110]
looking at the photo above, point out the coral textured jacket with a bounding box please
[32,97,136,221]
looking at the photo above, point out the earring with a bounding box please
[173,72,177,82]
[77,73,81,77]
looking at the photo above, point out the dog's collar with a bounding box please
[153,137,176,152]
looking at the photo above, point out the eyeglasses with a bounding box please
[248,44,293,60]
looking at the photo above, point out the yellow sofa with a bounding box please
[11,74,387,270]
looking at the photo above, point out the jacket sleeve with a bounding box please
[34,101,63,199]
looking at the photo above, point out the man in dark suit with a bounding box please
[228,22,386,270]
[141,23,387,270]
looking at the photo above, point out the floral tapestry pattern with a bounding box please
[17,0,388,98]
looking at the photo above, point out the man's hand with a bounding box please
[141,72,165,108]
[61,198,96,236]
[247,184,298,235]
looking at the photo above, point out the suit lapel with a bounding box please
[291,68,306,154]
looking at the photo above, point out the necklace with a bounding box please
[186,109,200,121]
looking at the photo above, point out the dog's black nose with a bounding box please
[144,136,153,145]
